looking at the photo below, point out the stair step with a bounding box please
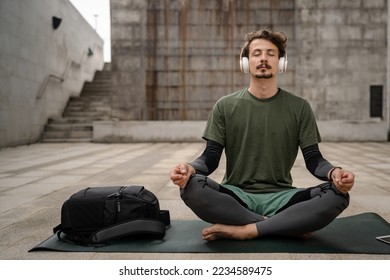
[48,117,94,124]
[79,99,110,105]
[41,137,93,143]
[70,96,110,102]
[83,83,111,88]
[66,102,110,109]
[86,77,111,82]
[87,80,111,85]
[94,71,111,77]
[82,90,111,94]
[41,64,112,143]
[88,75,111,80]
[63,111,110,118]
[42,130,92,139]
[82,85,111,91]
[45,123,92,131]
[81,91,111,97]
[67,102,110,109]
[93,77,111,81]
[65,107,111,113]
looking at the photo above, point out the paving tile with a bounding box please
[0,141,389,260]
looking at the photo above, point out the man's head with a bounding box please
[241,29,287,59]
[240,29,288,77]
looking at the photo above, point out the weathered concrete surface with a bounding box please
[110,0,389,141]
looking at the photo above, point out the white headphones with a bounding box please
[239,47,288,74]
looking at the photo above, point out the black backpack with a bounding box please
[53,185,170,245]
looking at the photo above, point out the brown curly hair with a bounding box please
[241,29,287,59]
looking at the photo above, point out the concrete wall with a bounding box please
[295,0,388,122]
[110,0,295,121]
[93,120,388,143]
[109,0,389,141]
[93,121,206,142]
[0,0,105,148]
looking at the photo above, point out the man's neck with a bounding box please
[248,78,278,99]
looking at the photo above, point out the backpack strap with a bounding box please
[160,210,170,227]
[54,210,171,245]
[90,219,167,244]
[53,224,61,234]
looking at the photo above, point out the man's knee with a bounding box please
[314,183,350,216]
[180,174,204,201]
[180,174,220,208]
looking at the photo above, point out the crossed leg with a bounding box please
[180,175,350,241]
[180,175,266,225]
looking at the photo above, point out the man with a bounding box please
[170,29,355,241]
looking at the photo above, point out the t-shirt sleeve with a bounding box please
[202,100,226,146]
[299,100,322,149]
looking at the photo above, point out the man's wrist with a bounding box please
[187,164,196,175]
[328,167,342,181]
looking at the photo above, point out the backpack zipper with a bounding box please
[107,187,125,221]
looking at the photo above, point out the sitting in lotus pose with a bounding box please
[170,29,355,241]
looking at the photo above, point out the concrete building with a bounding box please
[0,0,104,148]
[107,0,389,142]
[1,0,389,148]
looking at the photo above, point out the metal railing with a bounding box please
[36,44,99,100]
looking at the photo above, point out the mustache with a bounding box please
[256,63,272,69]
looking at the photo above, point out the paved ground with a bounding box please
[0,141,390,260]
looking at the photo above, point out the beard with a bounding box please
[255,64,273,79]
[255,73,273,79]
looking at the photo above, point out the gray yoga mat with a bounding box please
[29,212,390,254]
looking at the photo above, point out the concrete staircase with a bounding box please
[41,67,112,142]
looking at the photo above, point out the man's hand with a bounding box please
[330,168,355,193]
[170,163,195,188]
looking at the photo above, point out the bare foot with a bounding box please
[202,223,258,241]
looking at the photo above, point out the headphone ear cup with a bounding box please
[278,56,288,73]
[240,57,249,73]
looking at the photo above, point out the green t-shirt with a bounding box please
[203,88,321,193]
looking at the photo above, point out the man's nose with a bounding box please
[259,53,268,61]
